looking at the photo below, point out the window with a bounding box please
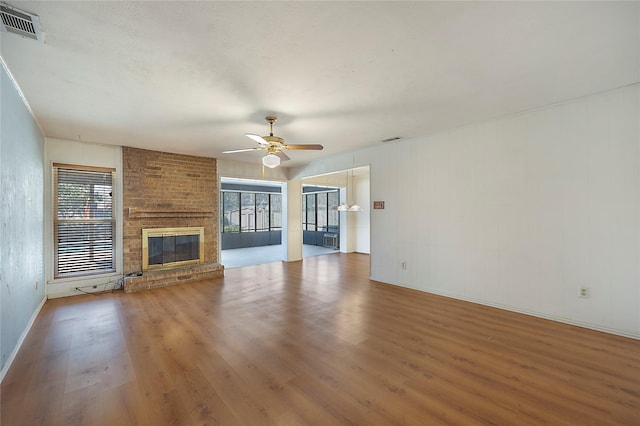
[221,191,282,233]
[306,193,316,231]
[222,192,240,232]
[270,194,282,230]
[303,189,340,232]
[256,193,269,231]
[241,193,256,232]
[317,192,328,231]
[53,164,115,278]
[328,191,339,229]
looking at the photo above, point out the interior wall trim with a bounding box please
[409,286,640,341]
[0,56,45,136]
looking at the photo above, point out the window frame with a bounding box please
[221,190,282,233]
[302,189,340,232]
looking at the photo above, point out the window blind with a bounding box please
[54,165,115,278]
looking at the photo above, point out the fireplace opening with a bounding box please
[142,227,204,271]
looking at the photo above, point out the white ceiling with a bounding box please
[2,1,639,168]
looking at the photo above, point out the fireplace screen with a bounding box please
[142,227,204,271]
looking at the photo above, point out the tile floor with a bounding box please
[221,244,338,268]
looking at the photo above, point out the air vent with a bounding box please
[1,3,42,41]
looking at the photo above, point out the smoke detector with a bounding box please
[1,3,43,42]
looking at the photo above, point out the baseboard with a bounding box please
[424,287,640,341]
[46,272,125,299]
[380,281,640,341]
[0,295,47,383]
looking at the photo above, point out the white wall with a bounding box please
[218,158,287,182]
[45,138,123,298]
[353,172,370,254]
[292,84,640,339]
[282,180,303,261]
[1,61,46,378]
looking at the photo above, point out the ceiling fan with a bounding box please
[223,116,323,168]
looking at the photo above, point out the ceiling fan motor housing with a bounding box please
[263,135,284,146]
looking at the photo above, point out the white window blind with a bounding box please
[54,164,115,278]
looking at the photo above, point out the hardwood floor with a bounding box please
[2,253,639,425]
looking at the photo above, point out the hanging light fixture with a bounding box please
[262,153,281,168]
[336,169,362,212]
[335,171,350,211]
[347,169,362,211]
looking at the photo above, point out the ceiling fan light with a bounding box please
[262,153,281,168]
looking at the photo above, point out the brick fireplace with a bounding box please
[122,147,223,292]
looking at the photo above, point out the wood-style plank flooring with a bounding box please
[2,253,639,425]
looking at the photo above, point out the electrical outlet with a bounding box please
[401,261,407,270]
[580,287,590,298]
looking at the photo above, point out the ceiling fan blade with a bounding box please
[245,133,269,145]
[222,147,262,154]
[275,151,291,161]
[282,144,324,151]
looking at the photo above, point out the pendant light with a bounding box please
[337,170,362,212]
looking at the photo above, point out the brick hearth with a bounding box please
[124,263,224,293]
[122,147,223,291]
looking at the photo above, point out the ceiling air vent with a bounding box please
[1,3,43,41]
